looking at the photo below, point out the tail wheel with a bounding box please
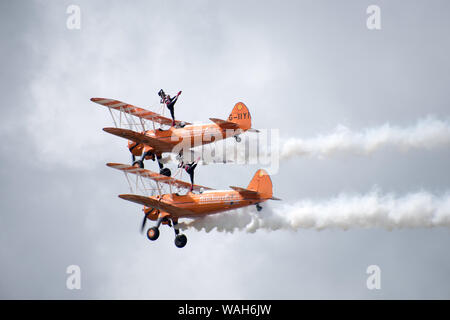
[147,227,160,241]
[235,136,241,143]
[256,203,263,212]
[174,234,187,248]
[133,160,144,168]
[160,168,171,177]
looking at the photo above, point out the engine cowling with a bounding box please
[128,141,144,156]
[142,207,171,225]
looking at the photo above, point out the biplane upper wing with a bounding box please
[209,118,240,130]
[91,98,191,126]
[103,127,174,153]
[107,163,213,192]
[118,194,195,217]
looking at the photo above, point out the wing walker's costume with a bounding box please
[158,89,182,126]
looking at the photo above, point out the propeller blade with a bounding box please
[140,215,147,233]
[140,209,154,233]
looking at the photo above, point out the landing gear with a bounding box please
[155,154,171,176]
[144,218,188,248]
[146,217,164,241]
[143,150,156,161]
[160,167,171,177]
[131,151,173,175]
[175,234,187,248]
[133,160,144,168]
[234,135,241,143]
[157,154,164,169]
[256,203,263,212]
[146,227,159,241]
[173,220,187,248]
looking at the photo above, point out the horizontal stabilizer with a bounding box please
[230,185,280,200]
[229,186,260,195]
[209,118,240,130]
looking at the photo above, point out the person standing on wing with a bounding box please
[178,157,199,192]
[158,89,182,126]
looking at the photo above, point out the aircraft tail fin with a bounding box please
[228,102,252,131]
[247,169,274,199]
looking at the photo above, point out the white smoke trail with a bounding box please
[180,117,450,166]
[280,117,450,160]
[178,190,450,232]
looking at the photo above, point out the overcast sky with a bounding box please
[1,0,449,299]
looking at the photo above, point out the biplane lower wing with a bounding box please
[118,194,195,217]
[91,98,190,127]
[107,163,213,192]
[103,127,174,153]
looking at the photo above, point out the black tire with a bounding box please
[174,234,187,248]
[235,136,241,143]
[256,204,263,212]
[133,160,144,169]
[160,168,171,177]
[147,227,159,241]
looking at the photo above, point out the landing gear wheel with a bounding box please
[235,136,241,143]
[256,203,263,212]
[174,234,187,248]
[147,227,159,241]
[160,168,171,177]
[133,160,144,168]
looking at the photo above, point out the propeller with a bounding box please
[140,209,154,233]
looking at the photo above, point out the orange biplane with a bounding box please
[91,98,258,176]
[107,163,280,248]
